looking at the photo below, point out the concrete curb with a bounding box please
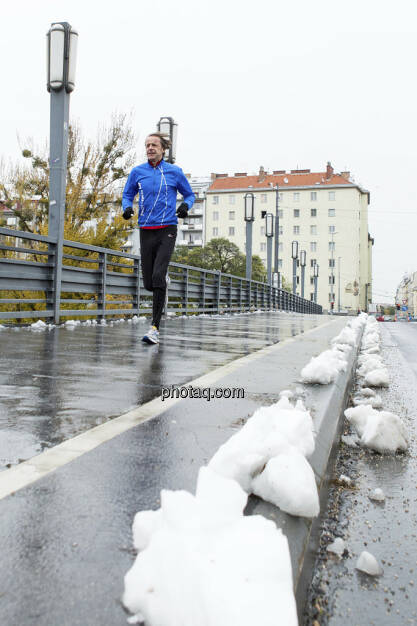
[245,324,363,619]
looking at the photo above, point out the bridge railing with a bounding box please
[0,226,322,322]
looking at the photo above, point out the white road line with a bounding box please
[0,318,336,500]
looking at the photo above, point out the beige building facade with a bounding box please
[206,163,373,312]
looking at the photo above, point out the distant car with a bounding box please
[376,315,385,322]
[384,316,393,322]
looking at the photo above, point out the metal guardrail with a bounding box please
[0,227,322,322]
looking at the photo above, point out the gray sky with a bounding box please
[2,0,417,303]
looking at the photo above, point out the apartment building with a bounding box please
[395,273,417,317]
[206,163,373,311]
[177,175,211,247]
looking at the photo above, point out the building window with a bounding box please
[278,259,283,268]
[329,225,335,233]
[311,191,317,201]
[329,293,334,302]
[260,226,265,236]
[310,258,316,267]
[329,241,335,251]
[260,242,266,252]
[329,259,335,267]
[279,242,283,252]
[297,276,300,285]
[310,225,317,235]
[261,194,267,203]
[278,209,283,218]
[311,208,317,217]
[229,227,235,236]
[293,209,300,218]
[279,225,283,235]
[310,293,315,301]
[212,227,218,236]
[293,192,300,202]
[328,191,335,201]
[212,196,219,204]
[229,211,235,220]
[310,277,315,285]
[229,195,235,205]
[310,242,317,252]
[213,211,219,221]
[329,276,335,284]
[279,192,284,202]
[328,208,335,217]
[293,225,300,235]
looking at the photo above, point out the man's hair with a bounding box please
[146,132,171,151]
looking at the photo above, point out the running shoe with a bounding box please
[142,325,159,344]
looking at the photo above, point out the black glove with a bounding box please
[176,202,188,219]
[123,207,134,220]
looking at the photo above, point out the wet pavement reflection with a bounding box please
[0,312,323,468]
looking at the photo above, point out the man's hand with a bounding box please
[176,202,188,219]
[123,207,134,220]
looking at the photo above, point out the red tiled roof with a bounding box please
[208,171,353,191]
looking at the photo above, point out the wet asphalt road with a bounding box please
[305,321,417,625]
[0,312,323,470]
[0,311,333,626]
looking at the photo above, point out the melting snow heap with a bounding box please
[344,315,408,454]
[123,467,298,626]
[299,314,366,384]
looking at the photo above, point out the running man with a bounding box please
[122,132,195,344]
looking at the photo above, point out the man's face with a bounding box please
[146,136,164,164]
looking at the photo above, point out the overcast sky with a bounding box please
[2,0,417,303]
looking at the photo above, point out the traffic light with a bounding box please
[396,304,401,310]
[330,302,334,311]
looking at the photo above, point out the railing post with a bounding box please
[239,278,243,312]
[184,267,189,313]
[229,275,233,312]
[99,252,107,321]
[216,271,221,313]
[201,271,206,313]
[133,257,141,315]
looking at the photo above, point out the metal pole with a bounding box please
[48,88,70,324]
[246,220,253,280]
[338,256,341,312]
[314,276,318,304]
[330,231,335,313]
[274,185,280,284]
[301,264,305,299]
[267,236,272,285]
[292,258,297,295]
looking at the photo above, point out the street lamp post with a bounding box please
[46,21,78,324]
[244,193,255,280]
[265,212,274,285]
[157,116,178,163]
[274,184,280,287]
[338,256,341,312]
[300,249,306,299]
[291,240,298,295]
[314,263,319,304]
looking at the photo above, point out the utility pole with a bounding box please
[273,184,280,288]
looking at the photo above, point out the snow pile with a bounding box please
[369,488,385,502]
[208,395,319,517]
[123,467,298,626]
[356,551,383,576]
[0,324,5,331]
[64,319,81,327]
[300,348,347,384]
[345,405,408,453]
[327,537,346,557]
[331,325,357,348]
[30,320,47,331]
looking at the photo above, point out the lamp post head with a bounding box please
[157,116,178,163]
[46,22,78,93]
[244,192,255,222]
[265,212,274,237]
[291,240,298,259]
[300,249,306,267]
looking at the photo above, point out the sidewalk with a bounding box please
[0,313,353,625]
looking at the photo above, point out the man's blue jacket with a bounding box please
[122,160,195,228]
